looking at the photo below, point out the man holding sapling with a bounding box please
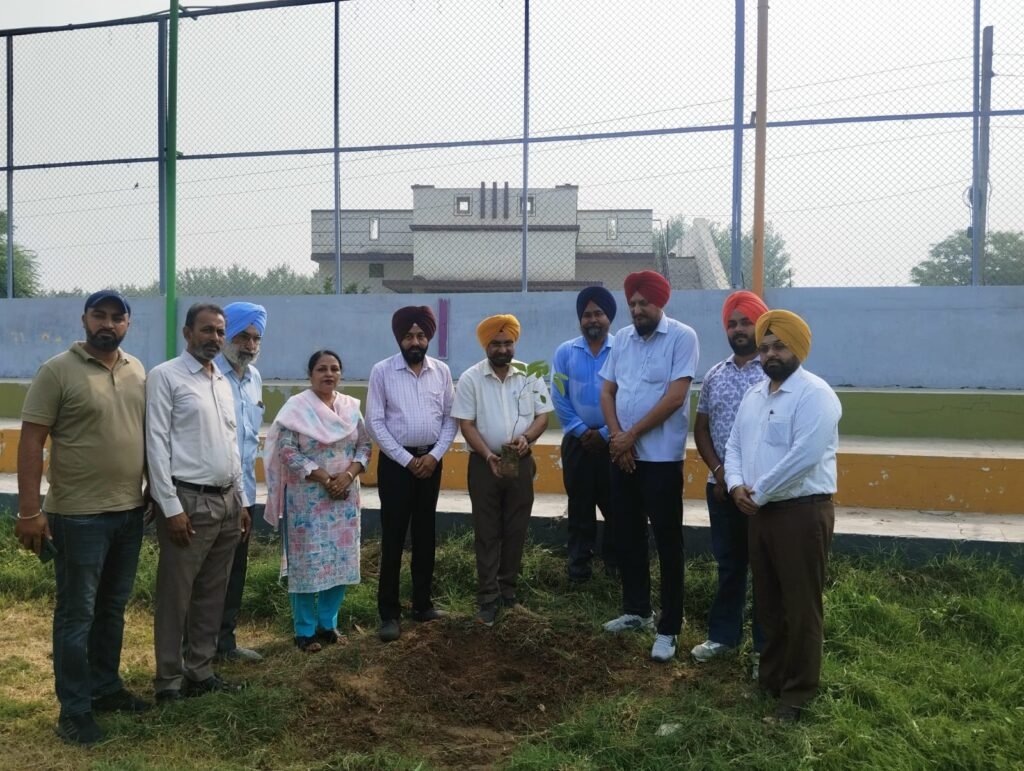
[452,314,554,627]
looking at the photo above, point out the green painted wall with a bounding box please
[2,380,1022,441]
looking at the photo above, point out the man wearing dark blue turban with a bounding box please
[552,286,618,582]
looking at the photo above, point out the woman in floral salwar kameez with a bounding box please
[263,350,372,652]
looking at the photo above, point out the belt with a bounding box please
[403,445,435,457]
[761,493,832,509]
[173,478,233,495]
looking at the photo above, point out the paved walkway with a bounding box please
[2,474,1022,545]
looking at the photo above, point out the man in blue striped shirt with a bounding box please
[552,287,619,583]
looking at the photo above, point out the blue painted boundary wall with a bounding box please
[1,286,1022,389]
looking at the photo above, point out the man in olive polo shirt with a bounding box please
[15,290,150,745]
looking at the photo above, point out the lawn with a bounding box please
[0,519,1022,770]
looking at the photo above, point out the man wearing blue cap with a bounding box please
[552,286,618,582]
[15,290,150,744]
[212,302,267,661]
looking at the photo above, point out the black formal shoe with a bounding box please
[499,595,520,609]
[378,618,401,642]
[411,607,449,622]
[764,704,802,724]
[316,627,346,645]
[155,689,183,705]
[55,713,104,745]
[183,674,243,697]
[475,602,499,627]
[92,687,152,713]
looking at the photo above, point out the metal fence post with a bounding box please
[730,0,745,289]
[332,0,342,295]
[520,0,530,294]
[6,36,13,299]
[158,20,167,296]
[165,1,179,360]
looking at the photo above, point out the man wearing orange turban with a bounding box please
[452,315,553,627]
[691,291,769,673]
[599,271,700,664]
[724,308,841,723]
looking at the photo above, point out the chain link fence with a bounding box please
[1,0,1021,298]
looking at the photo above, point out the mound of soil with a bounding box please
[295,608,680,768]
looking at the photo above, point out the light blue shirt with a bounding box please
[552,333,614,441]
[214,354,264,507]
[599,315,700,462]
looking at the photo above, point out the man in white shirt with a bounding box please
[724,309,842,724]
[146,303,251,704]
[451,314,553,627]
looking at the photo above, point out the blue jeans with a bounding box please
[50,508,144,718]
[705,483,763,651]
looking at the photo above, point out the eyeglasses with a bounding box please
[757,341,789,355]
[235,333,262,345]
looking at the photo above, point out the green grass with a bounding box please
[1,517,1023,770]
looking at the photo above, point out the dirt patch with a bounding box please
[294,608,689,768]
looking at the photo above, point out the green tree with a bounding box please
[709,221,794,288]
[0,211,42,297]
[910,229,1024,286]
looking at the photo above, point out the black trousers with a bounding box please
[561,433,616,577]
[376,452,443,621]
[217,529,250,654]
[610,460,685,636]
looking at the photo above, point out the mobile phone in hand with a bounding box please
[38,538,58,563]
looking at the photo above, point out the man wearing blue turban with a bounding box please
[552,286,619,582]
[212,301,268,662]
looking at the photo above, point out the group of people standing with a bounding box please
[14,268,841,745]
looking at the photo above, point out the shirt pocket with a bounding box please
[244,401,265,434]
[765,414,792,446]
[643,359,668,383]
[517,390,534,417]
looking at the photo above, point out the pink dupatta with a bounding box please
[262,389,360,529]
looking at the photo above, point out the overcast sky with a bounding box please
[3,0,1022,292]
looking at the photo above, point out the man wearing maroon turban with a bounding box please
[599,271,700,664]
[366,306,457,642]
[690,291,769,675]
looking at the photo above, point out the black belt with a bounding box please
[173,478,233,495]
[761,493,832,509]
[403,445,435,457]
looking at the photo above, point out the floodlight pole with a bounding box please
[751,0,769,298]
[971,26,993,286]
[730,0,745,288]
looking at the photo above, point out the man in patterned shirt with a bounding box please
[691,291,769,675]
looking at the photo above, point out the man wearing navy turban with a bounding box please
[552,286,619,583]
[211,301,268,662]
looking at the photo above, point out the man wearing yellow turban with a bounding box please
[452,315,553,627]
[723,308,842,724]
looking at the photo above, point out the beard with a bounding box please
[632,317,657,337]
[488,352,513,368]
[401,345,427,365]
[86,329,123,352]
[191,342,222,363]
[582,324,606,341]
[728,335,756,356]
[763,356,800,382]
[223,342,259,368]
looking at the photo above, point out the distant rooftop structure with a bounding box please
[311,183,665,293]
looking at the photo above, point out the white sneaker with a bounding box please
[690,639,735,663]
[751,652,761,681]
[651,634,677,662]
[602,613,655,633]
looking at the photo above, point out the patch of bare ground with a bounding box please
[294,607,698,769]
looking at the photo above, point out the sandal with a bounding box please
[316,628,347,645]
[294,635,322,653]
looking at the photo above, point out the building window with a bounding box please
[517,195,536,216]
[454,195,472,215]
[368,263,384,278]
[607,216,618,240]
[369,216,380,241]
